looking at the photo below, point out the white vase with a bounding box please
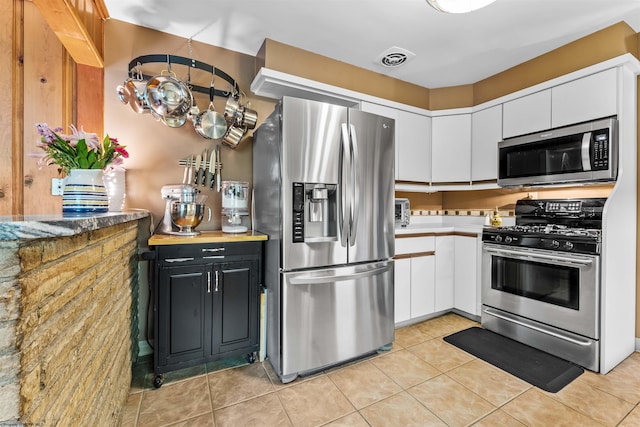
[104,169,126,212]
[62,169,109,214]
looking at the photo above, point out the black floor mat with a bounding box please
[443,327,584,393]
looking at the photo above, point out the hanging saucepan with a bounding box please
[193,75,228,140]
[160,66,195,128]
[238,105,258,129]
[224,96,240,124]
[145,70,192,119]
[222,124,247,148]
[117,77,149,114]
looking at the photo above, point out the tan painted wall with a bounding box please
[104,20,277,228]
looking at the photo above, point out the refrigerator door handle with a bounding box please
[339,123,351,247]
[349,124,359,245]
[289,264,392,285]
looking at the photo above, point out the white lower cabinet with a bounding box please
[434,236,454,312]
[453,235,480,316]
[394,257,412,323]
[410,255,436,318]
[393,255,435,323]
[395,232,480,324]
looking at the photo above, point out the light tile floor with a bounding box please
[120,313,640,426]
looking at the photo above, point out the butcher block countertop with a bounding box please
[148,230,268,246]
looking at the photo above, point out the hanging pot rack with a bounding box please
[127,54,239,98]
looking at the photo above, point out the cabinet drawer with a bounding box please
[395,234,435,255]
[156,241,262,262]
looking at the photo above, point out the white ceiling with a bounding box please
[103,0,640,88]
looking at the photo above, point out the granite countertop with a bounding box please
[148,230,268,246]
[0,211,150,241]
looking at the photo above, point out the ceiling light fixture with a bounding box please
[427,0,497,13]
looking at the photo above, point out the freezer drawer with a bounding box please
[280,260,394,381]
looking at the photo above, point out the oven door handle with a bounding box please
[482,307,594,347]
[484,246,594,266]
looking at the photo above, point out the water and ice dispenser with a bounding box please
[292,182,337,242]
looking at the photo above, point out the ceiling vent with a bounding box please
[375,47,416,68]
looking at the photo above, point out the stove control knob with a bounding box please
[504,236,513,243]
[550,240,560,249]
[563,241,574,250]
[494,235,503,242]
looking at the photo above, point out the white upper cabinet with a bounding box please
[360,102,400,179]
[502,89,551,138]
[431,114,472,183]
[471,105,502,182]
[397,111,432,183]
[360,102,431,183]
[551,68,618,128]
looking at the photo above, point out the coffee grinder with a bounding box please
[156,184,200,235]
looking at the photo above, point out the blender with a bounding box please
[221,181,250,233]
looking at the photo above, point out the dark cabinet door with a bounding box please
[212,259,260,355]
[156,263,211,368]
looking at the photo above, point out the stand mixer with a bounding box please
[156,184,201,235]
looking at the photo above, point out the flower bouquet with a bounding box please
[34,123,129,214]
[35,123,128,175]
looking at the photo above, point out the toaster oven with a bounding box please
[395,198,410,227]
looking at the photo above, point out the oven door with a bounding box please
[482,243,599,339]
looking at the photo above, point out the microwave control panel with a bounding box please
[591,130,609,170]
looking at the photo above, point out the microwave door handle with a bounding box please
[339,123,351,247]
[581,132,592,171]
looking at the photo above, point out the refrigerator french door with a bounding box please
[253,96,395,383]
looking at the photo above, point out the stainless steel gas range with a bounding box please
[481,198,606,371]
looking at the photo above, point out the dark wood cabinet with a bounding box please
[152,240,262,386]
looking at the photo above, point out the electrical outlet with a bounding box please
[51,178,64,196]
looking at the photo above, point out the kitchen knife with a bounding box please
[182,157,188,184]
[215,145,221,192]
[187,155,194,185]
[201,149,209,187]
[194,153,201,186]
[208,149,216,189]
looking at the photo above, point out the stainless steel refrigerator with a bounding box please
[253,96,395,383]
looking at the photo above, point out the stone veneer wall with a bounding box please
[0,220,140,425]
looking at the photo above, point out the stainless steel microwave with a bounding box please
[498,117,618,187]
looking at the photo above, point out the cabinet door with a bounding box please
[397,110,431,183]
[410,255,435,318]
[394,257,411,324]
[434,236,454,312]
[471,105,502,182]
[156,263,209,368]
[212,259,260,355]
[361,102,400,180]
[453,236,479,316]
[361,102,431,183]
[552,68,617,128]
[503,89,551,138]
[431,114,472,183]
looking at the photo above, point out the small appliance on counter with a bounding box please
[395,198,410,227]
[221,181,250,233]
[156,184,209,235]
